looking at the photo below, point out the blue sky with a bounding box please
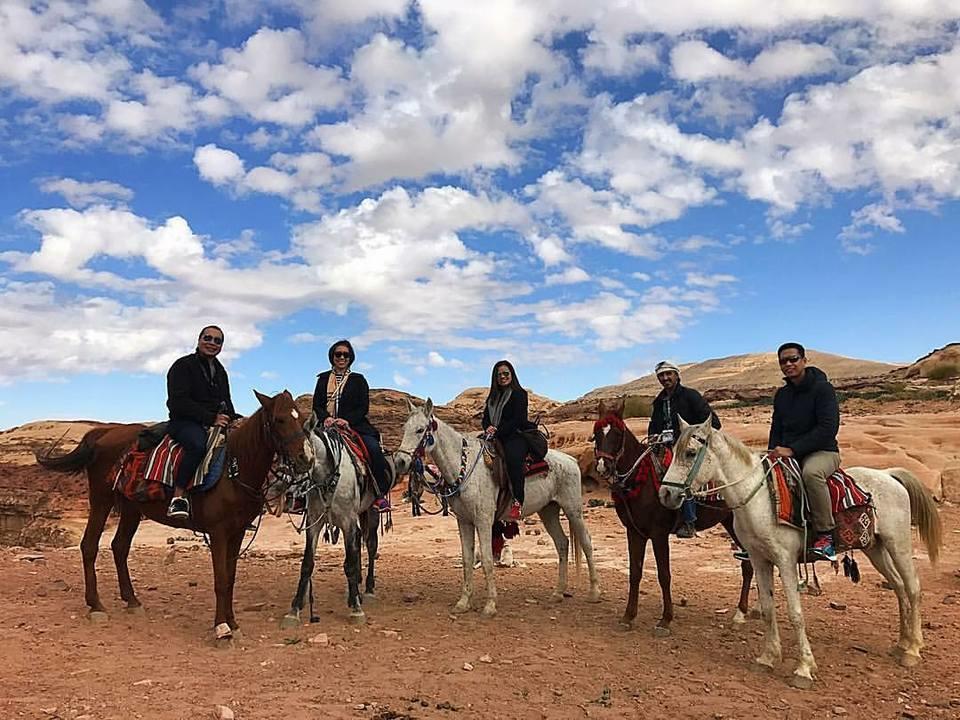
[1,1,959,426]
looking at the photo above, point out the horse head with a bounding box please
[254,389,313,475]
[593,397,628,483]
[659,417,718,509]
[393,397,435,476]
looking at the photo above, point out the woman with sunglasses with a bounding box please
[312,340,391,510]
[165,325,239,519]
[483,360,536,521]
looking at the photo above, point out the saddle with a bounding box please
[766,457,875,552]
[113,428,226,503]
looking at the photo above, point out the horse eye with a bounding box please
[416,427,424,434]
[685,449,697,459]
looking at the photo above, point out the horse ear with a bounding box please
[282,389,293,401]
[303,411,320,435]
[611,397,625,418]
[677,416,690,431]
[254,389,272,407]
[597,400,606,418]
[406,397,416,412]
[424,397,434,416]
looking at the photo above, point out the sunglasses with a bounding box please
[201,334,223,346]
[333,351,351,359]
[497,371,511,377]
[779,355,803,365]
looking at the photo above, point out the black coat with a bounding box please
[648,383,720,444]
[482,387,535,440]
[768,366,840,461]
[312,371,377,436]
[166,352,237,426]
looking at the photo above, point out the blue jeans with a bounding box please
[167,419,207,490]
[681,498,697,525]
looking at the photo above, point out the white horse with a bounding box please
[281,419,386,627]
[659,418,942,688]
[393,399,601,617]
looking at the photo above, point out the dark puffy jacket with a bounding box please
[768,366,840,461]
[648,384,721,445]
[482,387,535,440]
[312,371,377,437]
[166,352,237,426]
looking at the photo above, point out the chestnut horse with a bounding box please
[594,399,753,635]
[36,390,313,643]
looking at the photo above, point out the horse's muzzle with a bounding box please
[659,485,683,509]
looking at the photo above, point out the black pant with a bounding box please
[502,433,529,505]
[359,432,390,496]
[168,419,208,490]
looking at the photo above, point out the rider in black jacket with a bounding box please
[165,326,239,518]
[648,360,721,538]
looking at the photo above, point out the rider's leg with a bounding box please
[502,434,527,518]
[167,420,207,514]
[359,432,390,501]
[801,451,840,557]
[677,498,697,538]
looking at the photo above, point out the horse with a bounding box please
[593,399,753,634]
[393,399,601,618]
[281,418,389,627]
[35,390,313,644]
[659,418,942,688]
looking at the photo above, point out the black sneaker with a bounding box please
[167,497,190,519]
[732,549,750,562]
[809,532,837,562]
[676,522,696,539]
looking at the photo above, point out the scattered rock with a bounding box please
[166,537,175,545]
[462,662,474,671]
[536,538,547,545]
[402,591,421,603]
[163,549,176,565]
[829,601,847,611]
[380,630,401,640]
[832,707,847,716]
[478,654,492,663]
[213,705,234,720]
[188,581,198,588]
[242,602,267,612]
[15,553,45,562]
[308,633,329,646]
[679,598,687,607]
[942,595,958,605]
[132,679,153,687]
[922,621,943,630]
[851,644,870,654]
[587,498,605,507]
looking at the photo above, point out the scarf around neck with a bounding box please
[486,386,512,427]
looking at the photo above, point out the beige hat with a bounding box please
[655,360,680,375]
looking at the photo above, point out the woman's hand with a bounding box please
[335,418,349,429]
[323,417,336,429]
[485,425,497,436]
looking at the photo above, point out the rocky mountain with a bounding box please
[903,343,960,379]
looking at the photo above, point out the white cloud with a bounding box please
[38,178,133,208]
[545,267,590,286]
[427,351,465,368]
[671,40,835,84]
[685,272,737,288]
[194,144,246,186]
[392,371,411,387]
[839,202,905,254]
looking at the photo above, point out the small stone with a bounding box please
[380,630,401,640]
[922,621,943,630]
[714,608,728,615]
[536,538,547,545]
[479,654,492,663]
[402,592,421,603]
[308,633,329,646]
[242,602,267,612]
[354,704,366,710]
[15,553,45,562]
[213,705,235,720]
[166,537,175,545]
[832,707,847,715]
[525,598,538,605]
[49,579,69,592]
[188,581,198,587]
[132,679,153,686]
[942,595,958,605]
[679,598,687,607]
[163,549,176,565]
[829,601,847,611]
[463,662,474,671]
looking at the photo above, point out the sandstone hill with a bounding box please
[903,343,960,380]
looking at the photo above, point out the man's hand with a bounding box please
[213,413,230,428]
[485,425,497,435]
[771,446,794,458]
[335,418,349,428]
[323,417,336,429]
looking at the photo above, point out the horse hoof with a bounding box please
[754,657,776,673]
[653,625,671,638]
[481,604,497,619]
[789,673,814,690]
[451,601,471,615]
[586,589,602,603]
[550,592,564,604]
[125,605,145,615]
[87,611,109,624]
[349,611,366,626]
[731,609,747,625]
[280,614,301,630]
[619,619,635,631]
[362,592,377,603]
[899,652,921,668]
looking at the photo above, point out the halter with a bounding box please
[659,432,709,498]
[593,415,667,492]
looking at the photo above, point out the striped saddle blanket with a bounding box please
[767,456,875,551]
[114,429,226,502]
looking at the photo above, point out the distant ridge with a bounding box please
[584,350,903,400]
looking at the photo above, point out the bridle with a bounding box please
[593,415,667,493]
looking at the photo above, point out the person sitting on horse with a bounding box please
[768,342,841,562]
[482,360,536,522]
[312,340,391,511]
[165,325,240,519]
[648,360,721,539]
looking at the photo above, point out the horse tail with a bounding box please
[35,428,108,474]
[888,467,942,566]
[568,515,582,574]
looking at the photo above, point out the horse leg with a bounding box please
[80,490,113,618]
[722,515,754,624]
[224,529,245,632]
[538,502,569,602]
[651,532,673,636]
[476,518,498,618]
[363,509,379,600]
[752,557,782,671]
[343,524,365,623]
[566,504,601,602]
[621,529,647,630]
[282,519,321,629]
[209,531,234,643]
[778,560,817,688]
[452,515,476,614]
[110,500,143,612]
[878,537,924,666]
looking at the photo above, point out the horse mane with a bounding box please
[227,405,269,470]
[673,425,755,467]
[593,414,626,433]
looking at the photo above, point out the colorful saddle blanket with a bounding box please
[114,430,226,503]
[767,456,875,551]
[612,446,673,502]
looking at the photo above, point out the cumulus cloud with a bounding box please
[670,40,835,84]
[38,178,133,208]
[545,267,590,285]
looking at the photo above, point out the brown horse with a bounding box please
[36,390,312,643]
[594,399,753,635]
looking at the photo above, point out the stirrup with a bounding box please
[167,497,190,519]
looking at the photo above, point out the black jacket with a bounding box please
[482,387,535,440]
[768,366,840,461]
[648,383,721,444]
[312,371,377,436]
[166,352,237,426]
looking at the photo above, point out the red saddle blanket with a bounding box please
[768,458,875,551]
[523,456,549,477]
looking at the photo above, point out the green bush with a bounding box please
[623,395,653,418]
[926,364,960,381]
